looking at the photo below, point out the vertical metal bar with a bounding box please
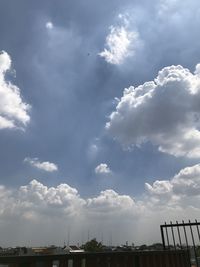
[176,221,182,249]
[182,220,189,251]
[189,220,199,267]
[170,221,176,250]
[165,222,170,249]
[160,225,166,250]
[195,219,200,243]
[195,219,200,267]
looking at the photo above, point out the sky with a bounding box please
[1,0,200,247]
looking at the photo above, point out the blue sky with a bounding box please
[1,0,200,246]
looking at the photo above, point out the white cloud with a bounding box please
[107,64,200,158]
[19,179,85,215]
[86,189,138,220]
[24,157,58,172]
[1,165,200,245]
[172,164,200,196]
[99,24,139,65]
[87,139,100,161]
[0,179,141,245]
[45,21,54,29]
[95,163,111,174]
[0,51,30,130]
[145,163,200,210]
[145,180,173,196]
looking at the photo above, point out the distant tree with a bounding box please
[139,244,148,250]
[81,239,103,252]
[149,243,163,250]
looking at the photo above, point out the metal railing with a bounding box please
[160,220,200,266]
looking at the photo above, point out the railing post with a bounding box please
[170,221,176,250]
[176,221,182,249]
[160,225,166,250]
[189,220,199,267]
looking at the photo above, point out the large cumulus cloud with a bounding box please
[1,167,200,246]
[0,179,141,245]
[145,163,200,210]
[107,64,200,158]
[87,189,137,219]
[0,51,30,130]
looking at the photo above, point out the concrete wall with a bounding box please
[0,250,191,267]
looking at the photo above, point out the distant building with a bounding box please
[63,245,84,253]
[29,246,65,255]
